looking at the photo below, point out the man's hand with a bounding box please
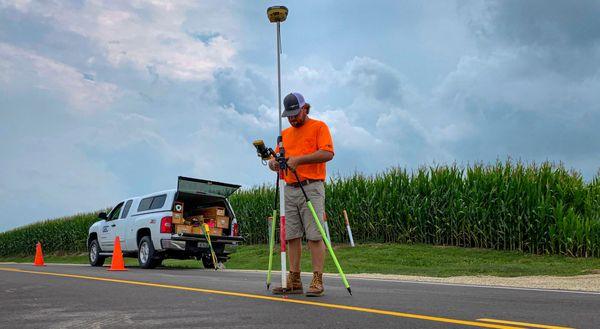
[286,156,302,171]
[268,158,279,172]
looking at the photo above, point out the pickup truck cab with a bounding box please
[87,176,243,269]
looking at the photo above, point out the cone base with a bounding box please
[107,268,127,271]
[33,264,46,267]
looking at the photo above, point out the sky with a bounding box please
[1,0,599,232]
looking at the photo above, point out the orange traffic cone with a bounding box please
[33,242,45,266]
[108,236,127,271]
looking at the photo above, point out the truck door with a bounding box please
[99,202,124,251]
[114,199,133,251]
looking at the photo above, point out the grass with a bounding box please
[2,243,600,277]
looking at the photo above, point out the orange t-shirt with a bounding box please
[275,118,334,184]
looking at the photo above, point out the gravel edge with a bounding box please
[344,273,600,292]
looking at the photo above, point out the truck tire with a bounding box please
[89,239,106,267]
[138,236,162,269]
[201,254,214,269]
[201,254,227,269]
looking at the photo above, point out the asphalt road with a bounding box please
[0,263,597,329]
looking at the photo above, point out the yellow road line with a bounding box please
[477,318,574,329]
[0,266,528,329]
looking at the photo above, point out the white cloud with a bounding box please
[320,109,382,150]
[3,0,236,81]
[0,0,31,11]
[0,42,120,112]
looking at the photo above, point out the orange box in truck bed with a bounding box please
[186,215,204,223]
[174,224,193,234]
[191,224,222,236]
[191,226,203,235]
[215,215,230,229]
[172,213,185,224]
[201,206,225,218]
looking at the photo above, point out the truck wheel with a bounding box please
[200,255,227,269]
[89,239,106,267]
[138,236,162,269]
[201,255,214,269]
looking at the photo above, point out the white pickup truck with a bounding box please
[87,176,244,269]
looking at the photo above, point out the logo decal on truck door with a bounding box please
[102,226,109,233]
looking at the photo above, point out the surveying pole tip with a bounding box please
[347,287,352,296]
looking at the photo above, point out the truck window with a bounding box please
[150,194,166,210]
[108,202,124,221]
[138,197,153,212]
[121,200,133,219]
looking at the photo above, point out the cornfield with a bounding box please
[231,160,600,257]
[2,160,599,257]
[0,212,100,257]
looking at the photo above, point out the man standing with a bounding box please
[268,92,334,297]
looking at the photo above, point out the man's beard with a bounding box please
[289,116,306,127]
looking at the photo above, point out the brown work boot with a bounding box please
[305,271,324,297]
[272,271,303,295]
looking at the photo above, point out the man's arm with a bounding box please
[287,150,334,170]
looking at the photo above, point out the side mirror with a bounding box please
[98,212,108,220]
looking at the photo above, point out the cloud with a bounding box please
[428,0,600,175]
[278,0,600,178]
[3,0,600,233]
[320,109,382,150]
[286,57,406,128]
[284,57,444,169]
[0,133,123,231]
[342,57,403,104]
[81,112,188,165]
[462,0,600,78]
[0,42,120,112]
[212,68,273,115]
[2,0,236,81]
[471,0,600,49]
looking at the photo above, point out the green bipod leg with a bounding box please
[306,201,352,295]
[266,209,277,290]
[203,223,218,271]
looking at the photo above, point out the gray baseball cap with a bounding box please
[282,92,306,117]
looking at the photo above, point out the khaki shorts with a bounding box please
[284,181,325,241]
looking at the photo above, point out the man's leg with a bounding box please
[308,239,325,272]
[272,186,304,294]
[306,238,326,297]
[300,181,327,297]
[288,237,302,272]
